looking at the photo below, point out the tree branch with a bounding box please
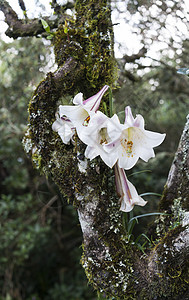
[78,116,189,299]
[50,0,74,14]
[18,0,26,12]
[122,46,147,63]
[21,0,189,297]
[25,57,189,299]
[160,115,189,211]
[0,0,68,38]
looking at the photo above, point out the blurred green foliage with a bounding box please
[0,37,96,299]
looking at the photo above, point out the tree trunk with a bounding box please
[1,0,188,298]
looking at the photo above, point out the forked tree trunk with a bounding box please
[1,0,188,298]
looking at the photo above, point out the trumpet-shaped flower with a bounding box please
[105,106,166,170]
[57,85,109,139]
[79,111,119,168]
[114,163,147,212]
[52,113,75,144]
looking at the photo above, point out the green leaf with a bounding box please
[47,35,53,40]
[109,87,113,117]
[129,212,168,224]
[41,18,51,33]
[135,233,151,245]
[127,218,138,235]
[117,110,125,116]
[129,170,152,177]
[139,192,162,197]
[64,27,68,34]
[103,101,108,117]
[97,291,106,299]
[136,244,145,253]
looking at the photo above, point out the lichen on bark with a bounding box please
[23,0,117,201]
[160,115,189,211]
[53,0,117,100]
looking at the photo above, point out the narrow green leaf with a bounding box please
[47,35,53,40]
[128,218,138,235]
[41,19,51,33]
[136,243,146,254]
[129,212,168,223]
[103,102,108,117]
[129,170,152,177]
[117,110,125,116]
[139,192,162,197]
[64,27,68,34]
[109,87,113,117]
[135,233,151,244]
[141,233,151,244]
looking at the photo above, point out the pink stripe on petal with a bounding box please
[124,106,135,125]
[133,114,145,129]
[104,138,120,152]
[83,85,109,112]
[119,166,132,205]
[114,163,147,212]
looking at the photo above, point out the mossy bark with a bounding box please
[21,0,189,299]
[160,115,189,211]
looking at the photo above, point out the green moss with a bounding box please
[53,0,117,100]
[22,0,189,296]
[23,0,118,203]
[21,1,142,298]
[145,201,188,299]
[151,196,186,245]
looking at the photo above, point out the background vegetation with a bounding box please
[0,0,188,299]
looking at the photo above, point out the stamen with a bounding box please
[99,128,109,145]
[127,141,133,154]
[120,138,133,156]
[82,115,90,126]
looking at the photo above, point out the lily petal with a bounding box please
[80,111,118,168]
[117,149,139,170]
[133,114,145,129]
[73,92,83,105]
[52,113,75,144]
[124,106,135,126]
[57,123,74,144]
[144,130,166,148]
[59,105,88,127]
[83,85,109,112]
[84,146,98,161]
[57,86,109,141]
[114,163,147,212]
[105,107,166,170]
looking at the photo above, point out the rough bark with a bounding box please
[1,0,189,299]
[24,63,189,299]
[160,115,189,211]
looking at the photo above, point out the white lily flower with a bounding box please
[79,111,118,168]
[114,163,147,212]
[105,106,166,170]
[52,113,75,144]
[58,85,109,139]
